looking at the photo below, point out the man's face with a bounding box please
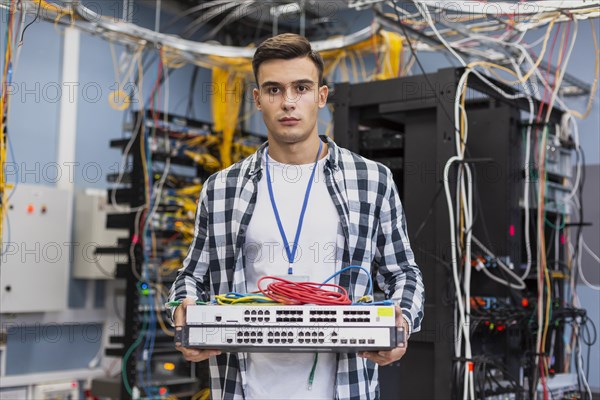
[253,57,328,146]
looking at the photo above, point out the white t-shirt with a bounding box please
[244,150,339,400]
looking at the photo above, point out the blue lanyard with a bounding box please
[265,140,323,275]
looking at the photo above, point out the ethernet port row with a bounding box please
[275,317,302,322]
[236,338,264,344]
[299,331,323,337]
[309,317,336,323]
[343,310,371,315]
[267,331,294,337]
[342,318,370,323]
[267,338,294,344]
[244,310,270,316]
[244,317,271,322]
[310,310,336,315]
[237,331,264,337]
[298,338,324,344]
[276,310,302,315]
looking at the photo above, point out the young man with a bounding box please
[169,33,424,399]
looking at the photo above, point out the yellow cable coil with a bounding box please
[192,388,211,400]
[320,30,404,81]
[183,150,221,172]
[175,184,203,197]
[214,293,277,305]
[211,67,244,169]
[184,134,221,148]
[375,30,403,80]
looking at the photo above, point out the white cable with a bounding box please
[11,3,27,72]
[404,0,573,120]
[577,238,600,291]
[141,64,172,283]
[568,196,581,304]
[462,165,475,400]
[520,123,533,283]
[472,236,527,290]
[564,115,581,202]
[111,120,146,212]
[544,17,579,124]
[478,263,527,290]
[415,1,467,67]
[442,13,577,394]
[532,108,578,398]
[448,26,503,399]
[520,21,577,395]
[428,5,573,116]
[111,48,146,213]
[504,55,535,282]
[455,66,530,289]
[582,239,600,264]
[416,1,600,15]
[510,29,529,47]
[444,156,476,399]
[534,128,548,400]
[515,30,578,388]
[146,80,171,225]
[88,335,104,369]
[415,5,580,398]
[455,166,463,261]
[576,330,593,398]
[154,0,161,33]
[522,33,549,49]
[459,164,468,400]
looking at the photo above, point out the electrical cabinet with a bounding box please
[1,184,72,313]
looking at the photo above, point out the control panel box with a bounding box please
[1,184,72,313]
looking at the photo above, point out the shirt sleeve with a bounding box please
[166,184,212,324]
[374,168,425,336]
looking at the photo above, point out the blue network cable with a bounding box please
[320,265,374,299]
[321,266,394,306]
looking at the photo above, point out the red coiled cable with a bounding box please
[257,276,352,305]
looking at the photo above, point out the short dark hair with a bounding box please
[252,33,324,86]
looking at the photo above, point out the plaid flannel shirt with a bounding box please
[168,135,425,400]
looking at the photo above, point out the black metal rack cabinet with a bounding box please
[105,110,213,399]
[330,67,565,399]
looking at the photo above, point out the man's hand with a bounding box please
[174,298,222,362]
[358,306,408,366]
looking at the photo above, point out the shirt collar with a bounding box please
[247,134,339,177]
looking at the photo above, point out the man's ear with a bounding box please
[253,87,261,111]
[318,84,329,109]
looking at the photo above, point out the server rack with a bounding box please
[101,110,218,399]
[330,67,568,399]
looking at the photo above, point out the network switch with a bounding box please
[177,305,404,352]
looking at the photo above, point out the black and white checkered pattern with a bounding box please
[168,135,425,400]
